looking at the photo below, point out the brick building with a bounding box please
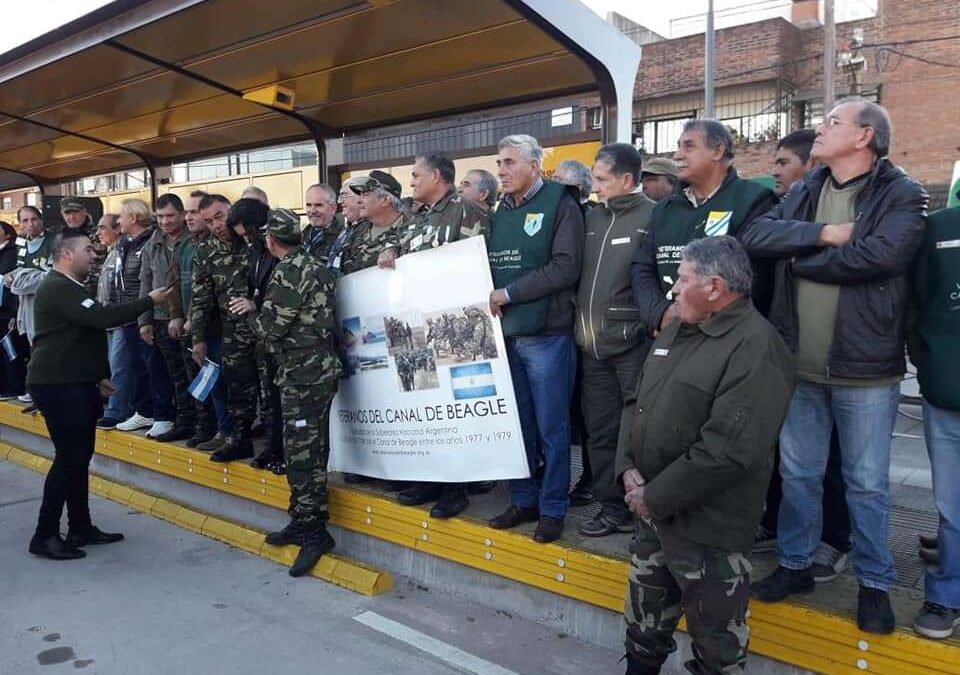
[629,0,960,204]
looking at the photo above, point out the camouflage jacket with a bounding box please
[339,213,407,275]
[396,188,489,255]
[302,213,344,265]
[190,235,249,344]
[249,247,341,388]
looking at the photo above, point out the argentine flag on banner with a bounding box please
[450,362,497,400]
[188,360,220,402]
[1,332,15,362]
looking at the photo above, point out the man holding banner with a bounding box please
[487,134,584,544]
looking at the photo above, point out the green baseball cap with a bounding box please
[60,196,85,212]
[266,208,302,245]
[349,170,402,200]
[641,157,679,179]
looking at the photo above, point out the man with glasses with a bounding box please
[743,98,928,633]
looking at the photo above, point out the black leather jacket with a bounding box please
[739,159,928,379]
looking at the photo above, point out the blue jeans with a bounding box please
[135,325,175,423]
[206,336,234,436]
[923,400,960,608]
[505,334,576,520]
[777,381,899,591]
[104,327,152,420]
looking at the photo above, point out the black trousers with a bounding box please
[761,426,852,552]
[0,328,28,396]
[31,383,102,538]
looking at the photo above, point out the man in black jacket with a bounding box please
[743,98,928,634]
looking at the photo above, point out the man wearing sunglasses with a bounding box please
[743,98,928,634]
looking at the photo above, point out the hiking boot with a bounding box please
[533,516,564,543]
[858,586,895,634]
[913,601,960,639]
[210,435,254,463]
[265,519,304,547]
[752,525,777,554]
[488,505,539,530]
[250,449,282,470]
[751,566,815,602]
[578,510,632,537]
[196,433,228,452]
[811,541,848,582]
[289,525,336,577]
[186,430,216,448]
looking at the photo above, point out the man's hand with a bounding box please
[183,320,192,335]
[139,324,154,346]
[168,318,185,340]
[8,318,15,332]
[658,303,680,332]
[377,248,398,269]
[489,288,509,318]
[228,297,256,316]
[818,223,854,247]
[98,378,116,398]
[192,341,208,366]
[148,285,174,305]
[622,467,646,494]
[624,484,651,519]
[3,274,12,289]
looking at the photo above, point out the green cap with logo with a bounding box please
[641,157,679,178]
[349,170,403,200]
[266,208,302,245]
[60,196,85,212]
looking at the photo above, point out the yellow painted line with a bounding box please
[0,439,392,597]
[3,401,959,674]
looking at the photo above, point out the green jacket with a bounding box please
[397,188,489,254]
[303,213,344,265]
[575,191,656,360]
[616,298,795,552]
[190,235,249,344]
[910,205,960,411]
[28,270,153,386]
[340,213,407,275]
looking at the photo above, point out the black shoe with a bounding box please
[430,487,468,519]
[289,526,336,577]
[568,479,595,507]
[343,472,374,484]
[269,460,287,475]
[533,516,564,543]
[858,586,895,634]
[466,481,496,495]
[397,483,443,506]
[153,426,193,443]
[577,510,632,537]
[210,437,254,463]
[96,416,122,430]
[489,505,539,530]
[64,526,124,547]
[186,431,215,448]
[250,450,282,470]
[751,566,815,602]
[29,534,86,560]
[265,519,304,547]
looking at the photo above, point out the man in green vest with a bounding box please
[26,229,172,560]
[487,134,584,544]
[630,119,778,325]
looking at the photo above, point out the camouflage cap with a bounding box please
[60,196,85,212]
[266,208,302,245]
[641,157,679,178]
[349,170,402,200]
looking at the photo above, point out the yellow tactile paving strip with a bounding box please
[2,402,957,674]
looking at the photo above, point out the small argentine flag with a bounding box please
[1,332,16,362]
[188,360,220,402]
[450,362,497,400]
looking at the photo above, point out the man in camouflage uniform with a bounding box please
[616,237,794,675]
[190,194,259,462]
[302,184,343,265]
[338,170,407,275]
[377,152,490,518]
[233,208,342,578]
[56,197,107,296]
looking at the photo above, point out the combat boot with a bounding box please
[210,432,254,463]
[265,519,304,547]
[430,484,468,519]
[251,414,283,470]
[289,524,336,577]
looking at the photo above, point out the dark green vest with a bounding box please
[489,181,564,336]
[17,235,53,271]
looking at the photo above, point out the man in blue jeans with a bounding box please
[487,134,583,543]
[909,194,960,639]
[742,98,928,633]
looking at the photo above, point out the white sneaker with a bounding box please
[17,393,32,403]
[117,413,155,432]
[145,421,174,439]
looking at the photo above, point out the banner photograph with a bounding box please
[330,237,529,482]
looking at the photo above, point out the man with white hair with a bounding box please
[555,159,598,213]
[487,134,584,544]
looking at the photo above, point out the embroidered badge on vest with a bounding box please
[705,211,732,237]
[523,213,544,237]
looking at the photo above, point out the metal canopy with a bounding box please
[0,0,639,191]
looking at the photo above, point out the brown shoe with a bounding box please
[196,432,227,452]
[533,516,564,543]
[488,505,539,530]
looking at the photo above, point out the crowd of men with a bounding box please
[3,95,958,674]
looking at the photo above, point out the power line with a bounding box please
[878,46,960,69]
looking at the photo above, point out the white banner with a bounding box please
[329,237,529,481]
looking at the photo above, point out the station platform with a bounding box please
[1,400,956,675]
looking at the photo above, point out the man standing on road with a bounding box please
[26,230,170,560]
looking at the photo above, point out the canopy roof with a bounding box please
[0,0,639,191]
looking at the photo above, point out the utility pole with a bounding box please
[705,0,716,117]
[824,0,836,113]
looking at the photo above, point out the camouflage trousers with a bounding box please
[281,383,336,526]
[254,344,283,453]
[221,318,259,434]
[179,339,216,437]
[625,520,751,675]
[153,320,197,430]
